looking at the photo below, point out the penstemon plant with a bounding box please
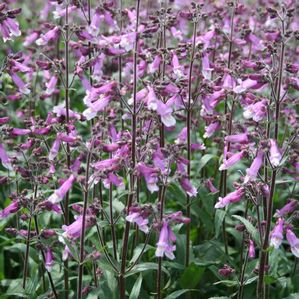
[0,0,298,299]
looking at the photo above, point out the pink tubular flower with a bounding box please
[0,201,19,219]
[179,177,197,197]
[243,100,267,122]
[224,133,248,144]
[83,95,111,120]
[10,73,30,94]
[48,174,76,204]
[45,247,54,272]
[219,151,245,171]
[269,139,281,167]
[1,17,21,42]
[270,218,284,249]
[205,179,218,193]
[49,136,61,161]
[0,143,12,170]
[11,128,31,136]
[156,101,176,127]
[126,211,149,234]
[274,199,297,218]
[149,55,161,73]
[286,228,299,258]
[203,122,221,138]
[36,26,60,46]
[61,215,94,240]
[155,221,176,260]
[45,76,58,95]
[244,150,264,183]
[215,188,244,209]
[248,239,255,259]
[137,162,159,193]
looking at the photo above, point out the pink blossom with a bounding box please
[269,139,282,167]
[10,73,30,94]
[270,218,284,249]
[219,151,245,171]
[137,163,159,193]
[203,122,221,138]
[126,211,149,234]
[248,239,255,259]
[244,150,264,183]
[48,174,76,204]
[286,228,299,258]
[224,133,248,144]
[215,188,245,209]
[243,100,267,122]
[0,201,19,219]
[36,26,60,46]
[45,247,54,272]
[45,76,58,95]
[274,199,298,218]
[155,222,176,260]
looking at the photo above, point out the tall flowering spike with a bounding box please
[244,150,264,183]
[0,201,19,219]
[0,143,12,170]
[219,150,245,171]
[248,240,255,259]
[45,247,54,272]
[215,188,245,209]
[269,139,282,167]
[286,228,299,258]
[274,199,298,218]
[155,222,176,260]
[48,174,76,204]
[270,218,284,249]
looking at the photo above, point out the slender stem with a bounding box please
[257,18,285,298]
[156,186,166,299]
[185,19,197,268]
[22,216,32,289]
[64,3,71,298]
[109,182,118,260]
[33,215,59,298]
[119,1,140,298]
[77,144,93,299]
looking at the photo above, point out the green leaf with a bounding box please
[179,262,205,289]
[197,154,217,172]
[129,274,142,299]
[164,289,190,299]
[215,209,226,238]
[232,215,260,245]
[125,262,170,278]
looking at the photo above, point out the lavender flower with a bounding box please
[155,222,176,260]
[0,201,19,219]
[286,228,299,258]
[274,199,298,218]
[215,188,245,209]
[126,211,149,234]
[219,150,245,171]
[270,218,284,249]
[244,150,264,183]
[45,247,54,272]
[269,139,282,167]
[48,174,76,204]
[0,143,12,170]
